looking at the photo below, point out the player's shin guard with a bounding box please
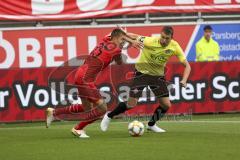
[148,106,169,126]
[107,102,128,118]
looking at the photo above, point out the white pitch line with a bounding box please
[160,120,240,123]
[1,120,240,130]
[112,121,240,124]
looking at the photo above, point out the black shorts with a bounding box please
[129,70,169,98]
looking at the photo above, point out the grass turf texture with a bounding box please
[1,114,240,160]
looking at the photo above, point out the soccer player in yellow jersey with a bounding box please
[101,26,191,133]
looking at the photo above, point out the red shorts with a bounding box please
[74,65,102,103]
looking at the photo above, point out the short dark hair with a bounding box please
[162,26,174,37]
[203,25,213,31]
[111,28,126,39]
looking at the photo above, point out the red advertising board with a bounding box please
[0,62,239,122]
[0,25,194,69]
[0,0,240,21]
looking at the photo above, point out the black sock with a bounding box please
[148,106,169,126]
[108,102,128,118]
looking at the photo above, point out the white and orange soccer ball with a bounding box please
[128,120,145,137]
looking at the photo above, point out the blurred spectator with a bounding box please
[195,25,220,62]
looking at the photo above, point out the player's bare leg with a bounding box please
[81,98,93,110]
[147,97,171,133]
[95,99,108,112]
[127,97,138,108]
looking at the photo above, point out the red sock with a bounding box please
[74,119,98,130]
[54,104,84,116]
[77,107,105,121]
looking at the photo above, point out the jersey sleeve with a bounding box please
[174,42,186,63]
[143,36,157,47]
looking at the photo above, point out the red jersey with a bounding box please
[75,36,122,84]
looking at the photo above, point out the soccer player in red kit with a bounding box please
[45,28,142,138]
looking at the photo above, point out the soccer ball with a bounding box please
[128,120,145,137]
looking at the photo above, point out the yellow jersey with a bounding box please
[135,36,186,76]
[196,37,220,62]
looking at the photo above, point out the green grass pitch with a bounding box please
[1,114,240,160]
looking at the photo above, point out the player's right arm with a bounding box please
[175,42,191,87]
[179,59,191,87]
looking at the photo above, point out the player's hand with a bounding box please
[130,40,144,49]
[180,80,187,88]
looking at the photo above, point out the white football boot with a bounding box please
[100,112,111,132]
[147,124,166,133]
[71,128,90,138]
[45,108,55,128]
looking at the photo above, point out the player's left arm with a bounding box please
[175,44,191,87]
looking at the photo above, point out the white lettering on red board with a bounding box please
[0,35,98,69]
[31,0,64,14]
[31,0,239,15]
